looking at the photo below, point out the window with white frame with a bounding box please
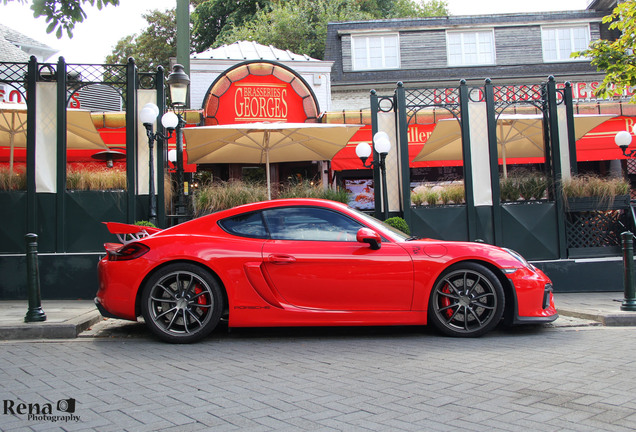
[352,34,399,71]
[446,30,495,66]
[542,25,590,62]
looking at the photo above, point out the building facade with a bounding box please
[325,6,615,111]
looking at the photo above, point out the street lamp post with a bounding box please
[139,103,180,226]
[355,131,392,219]
[614,128,636,312]
[615,129,635,158]
[166,64,190,223]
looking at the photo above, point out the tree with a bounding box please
[105,9,176,73]
[191,0,271,54]
[575,1,636,103]
[212,0,449,60]
[2,0,119,38]
[356,0,448,19]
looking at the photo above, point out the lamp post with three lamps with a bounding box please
[139,103,180,226]
[355,131,392,219]
[138,64,191,226]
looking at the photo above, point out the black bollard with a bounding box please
[24,233,46,322]
[621,231,636,311]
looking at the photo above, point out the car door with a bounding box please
[260,206,414,311]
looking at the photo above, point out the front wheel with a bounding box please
[141,263,223,343]
[428,262,504,337]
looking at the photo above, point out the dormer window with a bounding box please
[446,30,495,66]
[542,25,591,62]
[351,33,400,71]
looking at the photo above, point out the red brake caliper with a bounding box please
[441,283,453,319]
[194,285,208,314]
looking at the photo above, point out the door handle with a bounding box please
[267,254,296,264]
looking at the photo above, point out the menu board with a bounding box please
[345,179,374,210]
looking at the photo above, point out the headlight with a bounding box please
[503,248,535,270]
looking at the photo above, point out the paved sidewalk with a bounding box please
[0,292,635,340]
[0,300,101,340]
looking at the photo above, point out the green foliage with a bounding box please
[573,1,636,103]
[443,184,465,204]
[411,190,425,206]
[195,180,269,215]
[212,0,448,60]
[105,9,176,73]
[499,171,548,202]
[66,167,126,190]
[195,180,349,215]
[280,180,349,203]
[192,0,271,54]
[412,183,464,206]
[384,216,410,235]
[499,176,521,202]
[133,220,157,228]
[423,189,439,206]
[104,0,449,68]
[0,167,26,191]
[3,0,119,38]
[561,175,630,200]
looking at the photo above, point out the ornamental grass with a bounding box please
[561,175,630,206]
[194,179,348,215]
[195,180,269,215]
[66,167,127,190]
[0,167,26,191]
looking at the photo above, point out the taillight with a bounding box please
[107,243,150,261]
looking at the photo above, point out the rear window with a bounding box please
[218,211,268,238]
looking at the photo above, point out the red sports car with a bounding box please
[96,198,557,343]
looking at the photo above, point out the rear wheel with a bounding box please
[141,263,223,343]
[428,262,504,337]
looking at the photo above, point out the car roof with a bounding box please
[221,198,349,216]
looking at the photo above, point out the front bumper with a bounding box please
[507,267,558,324]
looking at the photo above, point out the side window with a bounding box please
[218,211,268,238]
[263,207,364,241]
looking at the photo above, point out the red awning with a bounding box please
[330,116,634,170]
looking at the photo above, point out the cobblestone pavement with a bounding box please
[1,323,636,431]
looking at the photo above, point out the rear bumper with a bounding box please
[94,297,123,319]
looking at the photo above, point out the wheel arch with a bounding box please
[426,258,517,325]
[458,259,518,326]
[134,259,229,318]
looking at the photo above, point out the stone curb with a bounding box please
[0,310,102,340]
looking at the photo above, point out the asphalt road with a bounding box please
[1,323,636,431]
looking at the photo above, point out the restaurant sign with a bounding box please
[0,84,24,104]
[431,82,634,105]
[202,61,320,125]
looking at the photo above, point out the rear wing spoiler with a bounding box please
[103,222,162,245]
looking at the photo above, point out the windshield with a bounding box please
[348,207,411,241]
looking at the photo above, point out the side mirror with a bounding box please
[357,227,381,250]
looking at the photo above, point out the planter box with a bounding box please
[0,191,27,253]
[566,195,631,212]
[65,190,127,252]
[501,200,559,260]
[564,196,630,258]
[410,205,468,241]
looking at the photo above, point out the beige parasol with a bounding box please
[413,113,614,177]
[183,122,363,199]
[0,102,109,171]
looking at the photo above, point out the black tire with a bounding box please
[428,262,504,337]
[141,263,223,343]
